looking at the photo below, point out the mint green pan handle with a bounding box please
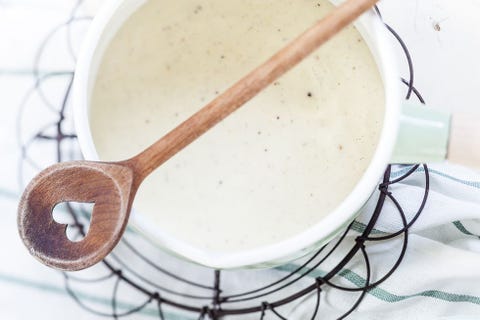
[392,103,451,164]
[392,102,480,168]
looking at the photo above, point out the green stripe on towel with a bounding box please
[277,264,480,305]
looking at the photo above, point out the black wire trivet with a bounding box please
[16,1,430,319]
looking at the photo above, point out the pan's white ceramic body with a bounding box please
[73,0,403,269]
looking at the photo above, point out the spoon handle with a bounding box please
[128,0,380,180]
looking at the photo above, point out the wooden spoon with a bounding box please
[18,0,380,271]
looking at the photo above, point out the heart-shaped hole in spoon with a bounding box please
[52,202,94,242]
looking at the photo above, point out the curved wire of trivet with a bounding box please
[16,1,430,319]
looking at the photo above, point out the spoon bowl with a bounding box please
[18,161,135,270]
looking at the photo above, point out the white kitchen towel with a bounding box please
[288,164,480,319]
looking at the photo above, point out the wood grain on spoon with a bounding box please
[18,0,380,271]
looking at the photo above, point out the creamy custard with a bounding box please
[90,0,384,252]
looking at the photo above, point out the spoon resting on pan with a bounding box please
[18,0,380,271]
